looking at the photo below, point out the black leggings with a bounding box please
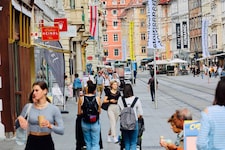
[25,134,54,150]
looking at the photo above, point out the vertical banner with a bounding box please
[90,5,98,38]
[44,41,65,94]
[129,21,135,61]
[122,39,127,61]
[202,19,210,58]
[176,23,181,49]
[147,0,163,49]
[182,21,188,48]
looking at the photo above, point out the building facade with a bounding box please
[101,0,127,62]
[0,0,34,137]
[119,0,148,67]
[0,0,67,137]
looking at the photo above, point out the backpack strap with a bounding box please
[130,97,138,108]
[122,97,127,107]
[84,96,96,102]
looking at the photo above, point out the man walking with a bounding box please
[148,73,158,102]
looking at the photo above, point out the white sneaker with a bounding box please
[107,135,112,142]
[113,136,119,143]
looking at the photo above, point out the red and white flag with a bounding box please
[90,5,98,37]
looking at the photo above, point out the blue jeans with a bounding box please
[81,120,100,150]
[122,122,138,150]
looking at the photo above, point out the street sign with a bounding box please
[42,26,59,41]
[54,18,68,32]
[87,56,93,60]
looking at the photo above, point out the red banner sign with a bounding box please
[42,26,59,41]
[158,0,170,5]
[54,18,68,32]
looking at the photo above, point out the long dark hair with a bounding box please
[123,83,134,98]
[213,78,225,106]
[33,81,48,91]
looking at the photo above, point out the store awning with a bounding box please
[196,52,225,61]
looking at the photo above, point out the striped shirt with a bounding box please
[197,105,225,150]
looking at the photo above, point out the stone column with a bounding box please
[76,42,83,77]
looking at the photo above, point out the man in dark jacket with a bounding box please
[147,73,158,102]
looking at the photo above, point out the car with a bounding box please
[124,67,132,81]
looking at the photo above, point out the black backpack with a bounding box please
[82,96,99,123]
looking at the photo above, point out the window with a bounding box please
[70,0,75,9]
[211,34,217,49]
[120,0,125,4]
[102,1,107,7]
[141,34,146,40]
[222,0,225,14]
[103,34,108,42]
[114,49,119,56]
[104,49,108,56]
[113,34,118,41]
[141,46,146,53]
[112,9,117,15]
[140,21,145,27]
[140,8,145,14]
[113,21,118,27]
[103,10,107,16]
[223,24,225,45]
[112,0,117,5]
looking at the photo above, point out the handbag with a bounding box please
[101,102,109,111]
[15,103,32,145]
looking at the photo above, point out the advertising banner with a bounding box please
[42,26,59,41]
[43,41,65,94]
[147,0,163,49]
[202,19,210,58]
[182,21,188,48]
[129,22,135,61]
[176,23,181,49]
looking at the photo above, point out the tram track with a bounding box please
[157,75,215,96]
[137,75,215,113]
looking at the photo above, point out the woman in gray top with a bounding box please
[17,81,64,150]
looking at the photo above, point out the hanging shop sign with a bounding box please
[54,18,68,32]
[42,26,59,41]
[87,56,93,60]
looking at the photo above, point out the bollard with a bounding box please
[0,99,5,140]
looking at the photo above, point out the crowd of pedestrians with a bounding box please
[74,74,143,150]
[15,66,225,150]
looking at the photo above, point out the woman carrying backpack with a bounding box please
[118,83,143,150]
[78,83,101,150]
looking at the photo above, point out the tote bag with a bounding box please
[15,103,32,145]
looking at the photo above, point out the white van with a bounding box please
[124,67,132,81]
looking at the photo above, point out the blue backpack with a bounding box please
[73,78,82,89]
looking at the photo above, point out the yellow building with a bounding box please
[119,1,148,67]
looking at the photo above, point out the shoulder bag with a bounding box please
[15,103,32,145]
[101,102,109,111]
